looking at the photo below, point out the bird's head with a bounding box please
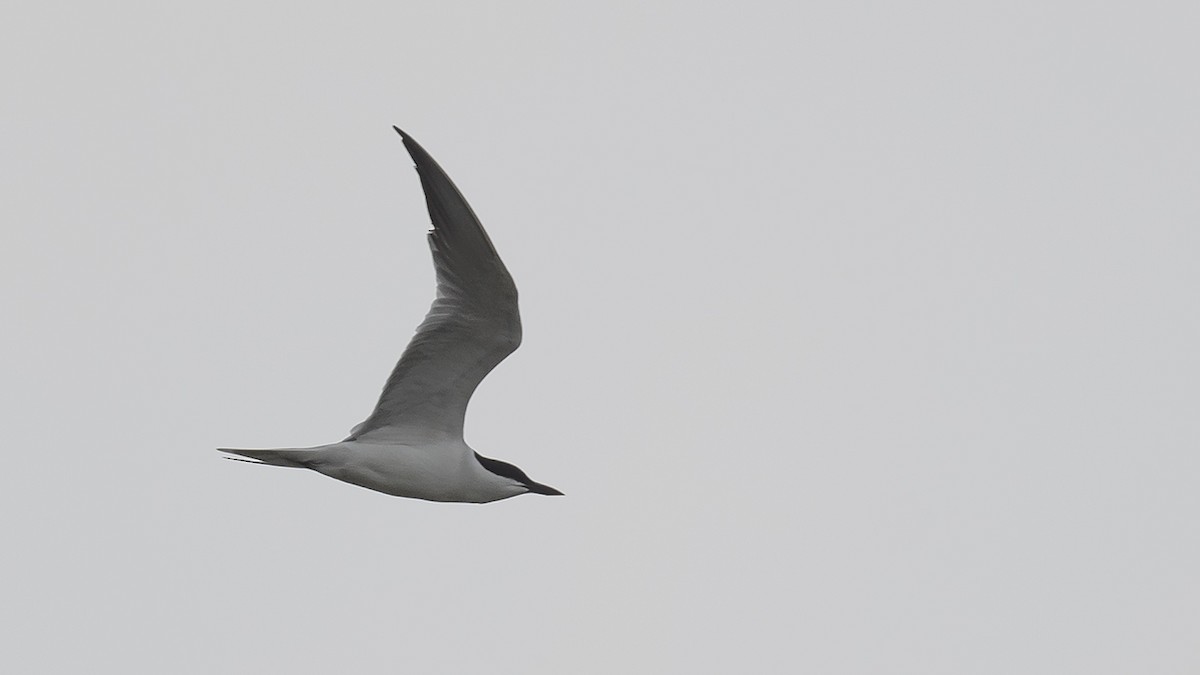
[474,453,563,497]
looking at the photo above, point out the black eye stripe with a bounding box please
[474,452,532,483]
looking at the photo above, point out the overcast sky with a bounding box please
[3,2,1198,673]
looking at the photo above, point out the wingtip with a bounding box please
[392,126,432,164]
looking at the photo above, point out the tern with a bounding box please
[219,127,562,503]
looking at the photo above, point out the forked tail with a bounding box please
[217,448,314,469]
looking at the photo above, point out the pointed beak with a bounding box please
[526,482,564,496]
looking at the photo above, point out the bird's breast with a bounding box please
[310,441,521,503]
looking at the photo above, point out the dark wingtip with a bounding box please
[391,126,430,162]
[393,126,418,149]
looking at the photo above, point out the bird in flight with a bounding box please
[219,127,562,503]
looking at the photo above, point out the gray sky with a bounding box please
[3,2,1198,672]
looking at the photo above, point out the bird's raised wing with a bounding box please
[347,128,521,442]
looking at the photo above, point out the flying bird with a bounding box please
[219,127,562,503]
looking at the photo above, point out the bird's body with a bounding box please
[220,127,561,503]
[226,441,532,503]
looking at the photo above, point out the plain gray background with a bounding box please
[3,2,1197,673]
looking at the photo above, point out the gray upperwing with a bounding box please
[347,128,522,442]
